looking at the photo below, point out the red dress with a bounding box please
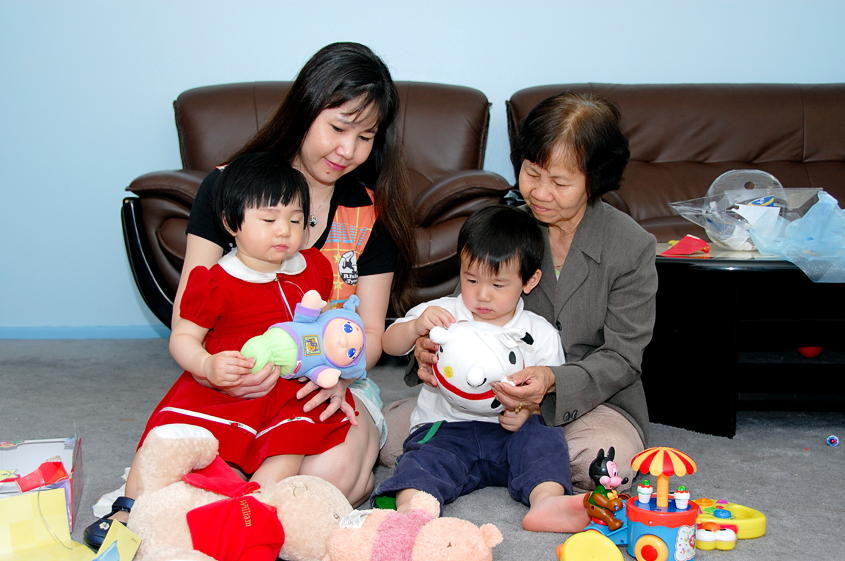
[139,248,354,474]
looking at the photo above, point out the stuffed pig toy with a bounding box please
[324,490,502,561]
[428,322,532,416]
[126,424,353,561]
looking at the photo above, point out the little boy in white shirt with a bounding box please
[373,205,589,533]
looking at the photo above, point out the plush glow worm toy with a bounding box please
[241,290,366,389]
[428,322,533,416]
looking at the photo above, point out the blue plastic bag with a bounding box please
[749,191,845,282]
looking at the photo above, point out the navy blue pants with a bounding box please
[372,415,573,513]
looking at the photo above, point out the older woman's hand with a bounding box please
[413,335,439,387]
[491,366,556,411]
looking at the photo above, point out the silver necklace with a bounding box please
[308,191,333,228]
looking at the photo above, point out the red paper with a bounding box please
[16,460,69,492]
[661,235,711,257]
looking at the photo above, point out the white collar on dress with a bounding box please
[218,249,307,283]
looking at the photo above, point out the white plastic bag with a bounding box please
[750,191,845,282]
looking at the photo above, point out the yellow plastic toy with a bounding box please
[693,497,766,550]
[557,530,624,561]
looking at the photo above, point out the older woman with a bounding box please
[404,91,656,496]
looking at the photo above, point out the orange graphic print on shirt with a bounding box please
[320,190,376,309]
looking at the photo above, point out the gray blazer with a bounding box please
[522,201,657,444]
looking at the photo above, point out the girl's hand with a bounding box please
[414,306,455,336]
[297,379,358,426]
[202,350,252,388]
[413,335,439,387]
[490,366,555,411]
[223,360,280,399]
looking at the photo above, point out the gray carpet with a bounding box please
[1,339,841,560]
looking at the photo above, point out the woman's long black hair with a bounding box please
[229,42,416,313]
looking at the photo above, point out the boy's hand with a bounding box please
[202,351,251,388]
[414,306,455,336]
[498,406,534,432]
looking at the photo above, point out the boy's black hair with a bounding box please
[213,152,310,234]
[457,205,544,284]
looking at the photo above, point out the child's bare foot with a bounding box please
[94,509,128,526]
[523,493,590,533]
[112,510,129,524]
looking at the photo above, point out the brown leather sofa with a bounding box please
[122,81,511,327]
[506,83,845,242]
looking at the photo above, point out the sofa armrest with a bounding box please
[414,170,512,225]
[126,169,206,208]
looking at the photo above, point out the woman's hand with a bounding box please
[297,379,358,425]
[491,366,556,411]
[413,335,439,387]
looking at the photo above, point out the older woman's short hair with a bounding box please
[511,91,630,204]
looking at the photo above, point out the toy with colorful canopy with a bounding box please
[630,446,697,509]
[558,446,766,561]
[559,447,700,561]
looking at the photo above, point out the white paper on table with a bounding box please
[734,204,779,226]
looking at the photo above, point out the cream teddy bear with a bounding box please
[126,423,352,561]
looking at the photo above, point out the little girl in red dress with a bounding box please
[142,152,356,483]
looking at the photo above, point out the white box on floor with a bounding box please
[0,437,83,530]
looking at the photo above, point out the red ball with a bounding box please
[798,346,823,358]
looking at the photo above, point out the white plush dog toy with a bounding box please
[428,322,532,416]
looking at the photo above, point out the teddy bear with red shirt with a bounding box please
[125,423,352,561]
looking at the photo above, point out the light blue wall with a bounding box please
[1,0,843,338]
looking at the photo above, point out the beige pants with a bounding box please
[380,398,644,494]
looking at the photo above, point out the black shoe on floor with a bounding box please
[81,496,134,552]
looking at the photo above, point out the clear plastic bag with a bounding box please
[749,191,845,282]
[670,170,820,251]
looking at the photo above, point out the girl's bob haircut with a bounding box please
[214,152,310,234]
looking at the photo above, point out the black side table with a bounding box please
[642,244,845,437]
